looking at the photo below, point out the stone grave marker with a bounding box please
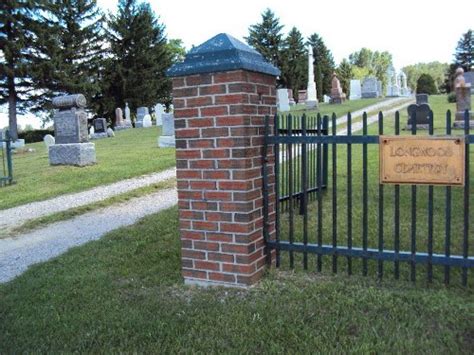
[107,128,115,137]
[306,45,318,108]
[136,107,148,128]
[49,94,96,166]
[453,68,474,128]
[158,113,175,147]
[330,72,345,104]
[349,80,361,100]
[43,134,55,147]
[91,118,108,139]
[416,94,428,105]
[124,102,131,122]
[323,95,331,103]
[405,103,431,130]
[277,88,290,111]
[142,114,152,128]
[298,90,307,104]
[154,104,165,126]
[361,77,378,98]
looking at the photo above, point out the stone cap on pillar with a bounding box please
[167,33,280,77]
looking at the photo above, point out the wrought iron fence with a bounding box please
[263,110,473,286]
[1,130,14,187]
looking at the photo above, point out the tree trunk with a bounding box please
[8,76,18,141]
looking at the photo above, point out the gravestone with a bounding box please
[405,103,431,130]
[124,102,131,122]
[287,89,296,105]
[416,94,428,105]
[115,107,124,126]
[142,114,152,128]
[386,67,400,97]
[453,68,474,128]
[157,113,175,147]
[135,107,148,128]
[305,45,318,108]
[323,95,331,103]
[298,90,307,104]
[330,72,345,104]
[349,80,361,100]
[361,77,378,98]
[277,88,290,111]
[90,118,108,139]
[399,71,410,96]
[107,128,115,137]
[154,103,165,126]
[43,134,55,147]
[49,94,96,166]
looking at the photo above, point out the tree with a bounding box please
[280,27,307,103]
[167,39,186,63]
[34,0,106,113]
[349,48,393,91]
[402,62,448,93]
[336,59,352,96]
[416,73,437,94]
[0,0,38,140]
[454,29,473,72]
[103,0,172,119]
[307,33,335,100]
[245,8,285,85]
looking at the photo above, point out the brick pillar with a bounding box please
[168,34,279,287]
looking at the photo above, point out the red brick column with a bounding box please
[172,70,276,287]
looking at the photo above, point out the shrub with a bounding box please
[416,73,437,95]
[447,92,457,103]
[18,129,55,143]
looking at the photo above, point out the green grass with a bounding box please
[1,178,176,238]
[0,127,176,210]
[277,95,473,284]
[289,97,388,117]
[0,206,472,353]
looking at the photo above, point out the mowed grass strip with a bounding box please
[0,127,176,210]
[1,178,176,238]
[0,206,472,353]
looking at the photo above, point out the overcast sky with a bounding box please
[3,0,473,129]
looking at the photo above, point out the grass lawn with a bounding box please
[0,206,472,353]
[277,95,474,285]
[289,97,388,117]
[1,127,176,210]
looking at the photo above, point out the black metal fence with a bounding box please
[263,110,473,286]
[1,130,14,187]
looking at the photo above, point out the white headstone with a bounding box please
[306,45,318,108]
[124,102,131,121]
[90,126,95,135]
[277,89,290,112]
[142,114,152,128]
[361,77,379,98]
[158,113,175,147]
[323,95,331,103]
[43,134,55,147]
[349,80,362,100]
[107,128,115,137]
[154,104,165,126]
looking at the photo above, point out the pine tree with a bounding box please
[33,0,105,113]
[280,27,307,103]
[103,0,172,120]
[454,29,473,72]
[245,8,285,85]
[416,73,437,95]
[307,33,335,101]
[0,0,38,140]
[336,59,352,97]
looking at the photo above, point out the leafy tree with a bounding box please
[0,0,38,140]
[245,8,285,85]
[167,38,186,63]
[402,62,448,93]
[336,59,352,96]
[416,73,437,94]
[454,29,473,72]
[307,33,335,100]
[34,0,106,113]
[103,0,173,120]
[280,27,307,103]
[349,48,393,91]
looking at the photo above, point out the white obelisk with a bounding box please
[306,45,318,108]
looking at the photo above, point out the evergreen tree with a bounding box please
[454,29,473,72]
[416,73,437,95]
[280,27,307,103]
[245,8,285,85]
[103,0,172,119]
[336,59,352,97]
[307,33,335,101]
[34,0,106,112]
[0,0,38,140]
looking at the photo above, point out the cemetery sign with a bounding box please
[379,136,465,186]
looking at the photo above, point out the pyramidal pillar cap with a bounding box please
[167,33,280,77]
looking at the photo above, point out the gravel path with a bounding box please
[0,188,177,283]
[0,167,176,231]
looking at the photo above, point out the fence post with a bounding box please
[5,130,13,183]
[167,34,279,287]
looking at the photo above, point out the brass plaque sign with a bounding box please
[380,136,465,186]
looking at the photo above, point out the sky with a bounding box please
[2,0,473,129]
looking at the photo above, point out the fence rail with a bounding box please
[1,130,14,187]
[263,110,473,286]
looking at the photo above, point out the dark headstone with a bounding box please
[415,94,428,105]
[93,118,107,133]
[53,94,88,144]
[407,103,431,127]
